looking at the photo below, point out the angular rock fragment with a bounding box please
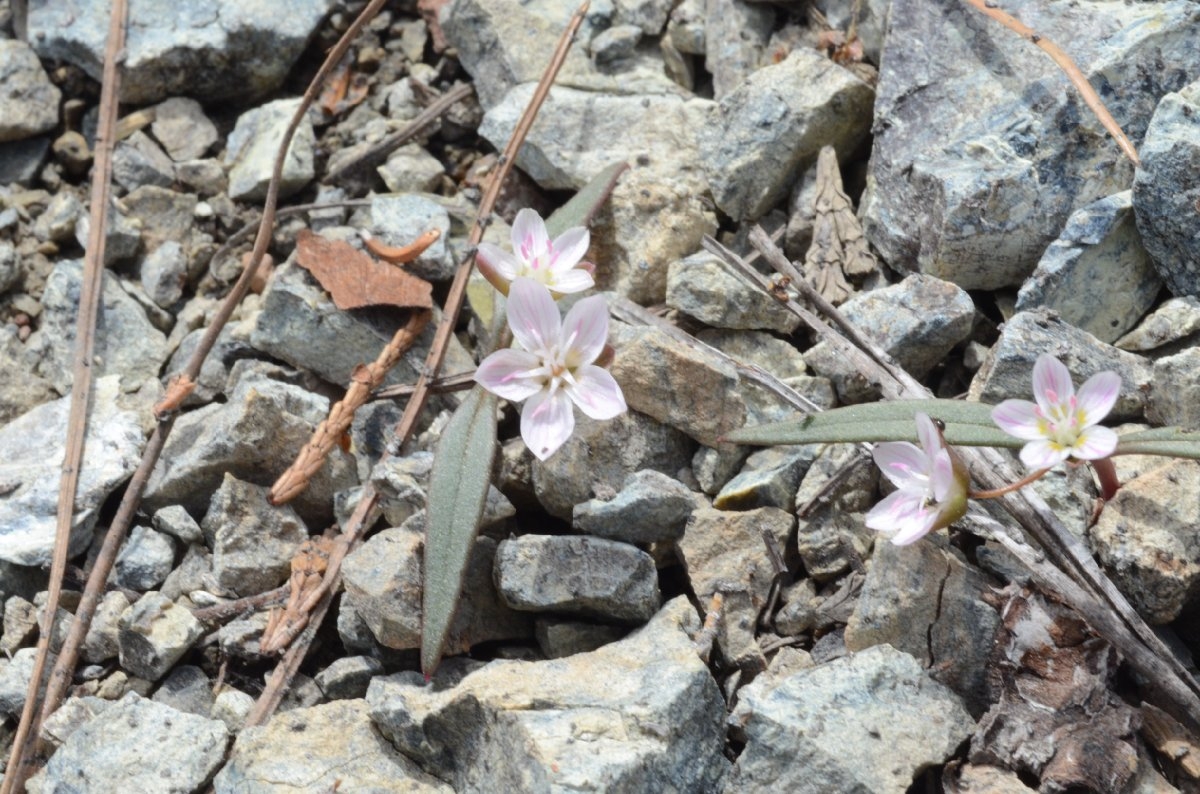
[225,98,316,201]
[1147,348,1200,429]
[666,251,800,334]
[0,40,60,142]
[573,469,697,544]
[201,474,308,597]
[117,592,205,681]
[679,505,792,606]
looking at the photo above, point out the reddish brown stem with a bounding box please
[970,467,1051,499]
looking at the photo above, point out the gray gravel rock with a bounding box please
[117,591,205,681]
[845,539,1000,716]
[0,40,60,142]
[494,534,662,623]
[1147,348,1200,429]
[28,0,334,105]
[151,97,219,161]
[142,374,358,527]
[201,474,308,597]
[369,194,454,281]
[316,655,383,701]
[0,647,36,717]
[969,310,1152,421]
[1015,191,1160,344]
[805,274,975,403]
[1090,459,1200,625]
[33,260,167,394]
[31,192,81,244]
[114,526,176,592]
[699,48,874,221]
[590,24,642,66]
[151,664,214,718]
[715,445,821,511]
[370,452,514,530]
[368,597,730,792]
[139,239,188,308]
[210,688,254,733]
[0,136,50,184]
[225,98,316,202]
[112,130,175,191]
[26,693,227,794]
[1116,297,1200,354]
[679,505,793,606]
[666,251,800,333]
[0,376,143,566]
[215,699,451,793]
[532,409,695,520]
[82,590,130,664]
[74,199,143,265]
[1133,79,1200,297]
[610,325,746,447]
[341,522,531,651]
[250,257,473,389]
[863,0,1200,290]
[150,506,203,546]
[0,325,55,424]
[377,144,446,194]
[535,618,628,659]
[728,644,975,793]
[792,444,877,581]
[704,0,774,100]
[572,469,697,544]
[0,239,17,294]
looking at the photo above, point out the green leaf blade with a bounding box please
[422,386,499,675]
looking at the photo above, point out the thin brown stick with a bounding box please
[269,309,431,505]
[371,370,477,400]
[190,585,289,625]
[962,0,1139,166]
[244,0,592,728]
[0,2,127,789]
[12,1,391,776]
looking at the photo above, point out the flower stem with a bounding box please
[1091,456,1120,501]
[970,467,1051,499]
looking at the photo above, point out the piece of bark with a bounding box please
[294,229,433,311]
[803,145,881,305]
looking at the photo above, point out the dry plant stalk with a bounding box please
[152,373,197,418]
[804,145,880,305]
[0,1,127,790]
[694,591,724,664]
[260,534,341,654]
[269,308,431,505]
[244,0,593,727]
[365,229,441,263]
[962,0,1140,166]
[0,2,395,784]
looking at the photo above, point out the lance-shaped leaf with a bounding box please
[422,385,498,675]
[1113,428,1200,460]
[545,161,628,236]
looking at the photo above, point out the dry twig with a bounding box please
[1,1,127,788]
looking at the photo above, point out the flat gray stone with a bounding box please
[114,526,176,591]
[1015,191,1160,343]
[142,374,358,528]
[369,194,454,281]
[0,40,60,142]
[699,46,873,221]
[863,0,1200,290]
[112,130,175,191]
[28,0,334,105]
[704,0,774,100]
[82,590,130,664]
[494,534,662,623]
[225,98,316,202]
[666,251,800,333]
[215,699,451,793]
[0,647,36,717]
[573,469,697,544]
[969,309,1152,421]
[150,97,219,161]
[678,505,793,605]
[73,199,143,265]
[532,409,696,521]
[534,618,628,659]
[1089,459,1200,624]
[315,656,383,701]
[368,597,730,792]
[1133,78,1200,297]
[715,445,821,511]
[0,376,143,566]
[728,644,975,793]
[805,274,975,403]
[201,474,308,597]
[0,325,55,424]
[1116,296,1200,354]
[32,260,167,394]
[117,592,205,681]
[341,522,531,652]
[1147,348,1200,429]
[151,665,214,718]
[791,444,877,581]
[27,693,227,794]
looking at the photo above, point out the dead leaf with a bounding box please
[295,230,432,311]
[803,145,882,305]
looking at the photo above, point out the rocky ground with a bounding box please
[2,0,1200,791]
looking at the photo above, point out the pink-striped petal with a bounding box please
[1018,439,1069,469]
[930,449,955,503]
[566,365,626,420]
[890,512,940,546]
[560,294,610,366]
[1072,425,1118,460]
[474,349,544,402]
[872,442,929,491]
[511,209,549,267]
[550,267,595,295]
[507,278,561,354]
[1075,371,1120,426]
[915,413,940,459]
[549,227,589,272]
[865,490,923,531]
[1032,355,1074,413]
[521,388,575,460]
[476,243,520,281]
[991,400,1044,440]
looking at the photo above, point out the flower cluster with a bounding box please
[473,210,626,461]
[868,354,1120,546]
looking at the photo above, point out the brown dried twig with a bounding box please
[962,0,1139,166]
[269,309,431,505]
[0,1,127,789]
[243,0,594,727]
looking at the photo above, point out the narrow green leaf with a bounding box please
[727,415,1023,448]
[1116,427,1200,444]
[724,399,1003,446]
[422,385,499,675]
[1115,440,1200,459]
[545,161,628,236]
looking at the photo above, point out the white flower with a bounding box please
[474,277,626,460]
[476,208,594,296]
[865,412,969,545]
[991,354,1120,469]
